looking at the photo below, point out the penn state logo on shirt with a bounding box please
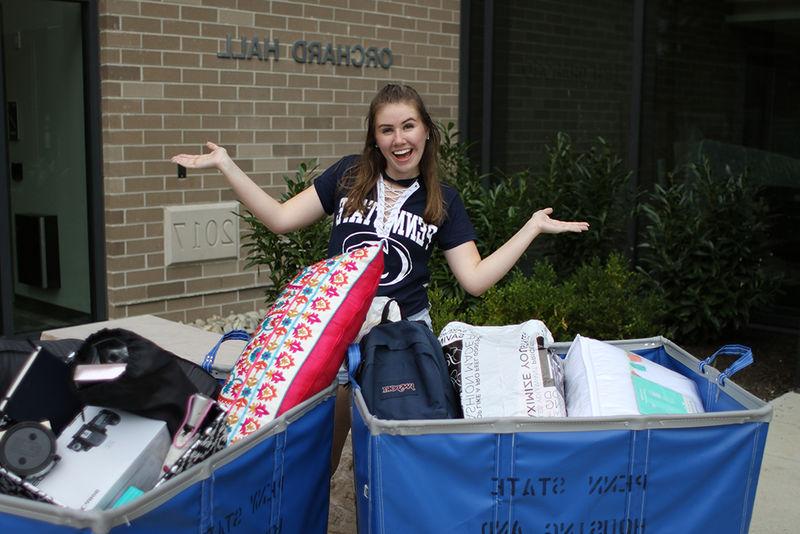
[343,233,412,287]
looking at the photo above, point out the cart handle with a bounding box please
[347,343,361,386]
[203,329,251,373]
[699,344,753,386]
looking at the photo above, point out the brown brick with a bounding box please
[106,223,145,240]
[121,49,161,65]
[125,301,167,315]
[140,1,179,19]
[163,52,201,68]
[272,144,302,157]
[202,0,236,8]
[105,162,145,179]
[203,291,238,306]
[254,14,288,30]
[146,222,163,238]
[255,131,288,143]
[166,263,203,280]
[201,116,235,130]
[126,237,163,255]
[105,129,143,145]
[140,99,175,114]
[108,272,126,288]
[100,15,121,31]
[162,20,200,37]
[142,34,180,51]
[100,31,141,49]
[220,101,254,115]
[105,0,139,15]
[237,116,269,129]
[219,70,254,85]
[120,16,161,34]
[239,0,270,12]
[125,175,165,191]
[201,85,237,99]
[332,8,362,23]
[219,130,255,144]
[184,190,221,203]
[183,68,219,84]
[108,286,148,304]
[145,191,184,206]
[123,114,163,129]
[145,161,179,175]
[182,100,219,115]
[287,132,318,145]
[103,98,143,114]
[181,6,218,23]
[126,268,165,286]
[166,295,204,311]
[107,255,146,272]
[147,253,165,268]
[272,1,303,16]
[105,209,125,225]
[164,84,201,99]
[126,207,163,224]
[141,130,178,146]
[181,37,219,54]
[197,23,230,40]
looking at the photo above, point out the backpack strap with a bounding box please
[380,298,399,324]
[347,343,362,386]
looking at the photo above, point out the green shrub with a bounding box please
[238,161,331,303]
[526,132,635,271]
[434,254,667,341]
[431,122,535,304]
[637,159,777,341]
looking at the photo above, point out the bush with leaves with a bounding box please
[238,161,331,303]
[430,122,535,303]
[431,254,667,341]
[637,159,778,342]
[526,132,635,271]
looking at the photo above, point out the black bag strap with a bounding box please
[380,299,399,324]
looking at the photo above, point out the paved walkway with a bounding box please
[750,391,800,534]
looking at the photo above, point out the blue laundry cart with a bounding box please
[348,337,771,534]
[0,381,337,533]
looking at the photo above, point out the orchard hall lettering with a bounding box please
[218,35,393,69]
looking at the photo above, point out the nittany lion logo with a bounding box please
[342,233,412,287]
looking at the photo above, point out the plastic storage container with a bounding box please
[0,381,336,533]
[348,337,771,534]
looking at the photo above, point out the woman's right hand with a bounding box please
[171,141,230,170]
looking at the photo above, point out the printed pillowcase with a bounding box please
[219,244,383,443]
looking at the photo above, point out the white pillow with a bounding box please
[563,335,704,417]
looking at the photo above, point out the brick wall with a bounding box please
[99,0,460,322]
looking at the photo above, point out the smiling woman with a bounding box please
[170,82,589,472]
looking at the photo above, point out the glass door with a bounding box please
[0,0,93,335]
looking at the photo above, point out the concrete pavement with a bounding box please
[750,391,800,534]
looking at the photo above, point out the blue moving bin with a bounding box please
[349,337,771,534]
[0,381,336,533]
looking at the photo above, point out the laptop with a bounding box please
[0,346,83,435]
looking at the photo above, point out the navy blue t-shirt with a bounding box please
[313,155,476,317]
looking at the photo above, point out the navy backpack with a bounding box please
[355,318,461,420]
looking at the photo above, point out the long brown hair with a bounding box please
[342,84,445,225]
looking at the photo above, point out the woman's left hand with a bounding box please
[530,208,589,234]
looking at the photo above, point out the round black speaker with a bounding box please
[0,421,57,477]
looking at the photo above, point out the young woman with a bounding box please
[172,83,589,470]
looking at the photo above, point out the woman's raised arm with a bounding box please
[443,208,589,297]
[171,142,326,234]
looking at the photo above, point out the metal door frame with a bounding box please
[0,0,105,336]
